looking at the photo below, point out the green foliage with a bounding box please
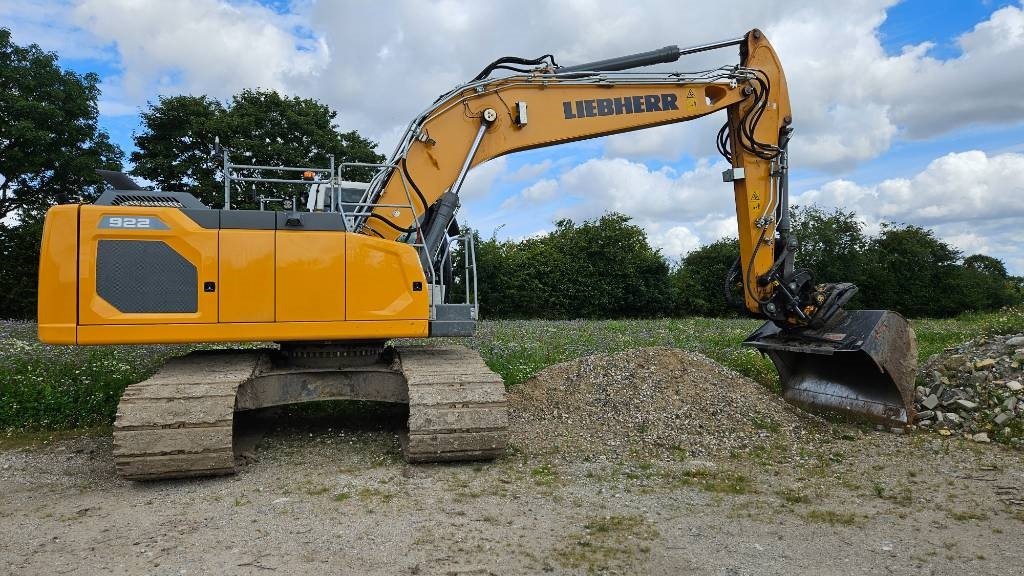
[474,213,673,319]
[789,205,868,306]
[858,224,1019,317]
[0,28,123,220]
[0,28,123,319]
[670,238,739,317]
[0,219,44,319]
[130,89,384,208]
[0,322,191,430]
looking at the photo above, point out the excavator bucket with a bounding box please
[744,310,918,426]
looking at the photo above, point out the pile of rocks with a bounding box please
[507,347,820,461]
[915,333,1024,445]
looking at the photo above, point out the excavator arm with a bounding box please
[358,29,917,425]
[361,31,796,321]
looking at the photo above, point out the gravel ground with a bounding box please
[3,347,1024,575]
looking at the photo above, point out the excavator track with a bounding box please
[110,345,506,480]
[112,351,264,481]
[397,345,508,462]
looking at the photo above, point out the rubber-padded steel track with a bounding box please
[397,345,508,462]
[112,352,264,480]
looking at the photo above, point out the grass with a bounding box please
[2,305,1022,433]
[803,508,859,526]
[555,514,659,574]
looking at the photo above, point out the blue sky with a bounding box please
[4,0,1024,272]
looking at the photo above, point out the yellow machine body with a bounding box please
[37,204,429,345]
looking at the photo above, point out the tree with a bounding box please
[789,205,867,284]
[131,89,384,208]
[671,238,740,317]
[0,217,44,318]
[130,95,225,198]
[473,213,673,319]
[0,28,123,221]
[859,224,966,317]
[963,254,1008,278]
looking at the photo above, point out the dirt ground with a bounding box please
[3,349,1024,576]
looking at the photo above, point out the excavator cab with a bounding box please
[745,310,918,426]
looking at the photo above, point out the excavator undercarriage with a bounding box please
[113,343,507,480]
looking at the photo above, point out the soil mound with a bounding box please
[508,347,820,460]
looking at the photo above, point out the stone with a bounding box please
[1006,336,1024,346]
[916,386,928,400]
[922,395,940,410]
[1014,349,1024,362]
[971,432,991,443]
[945,412,962,425]
[1006,397,1019,412]
[975,358,997,370]
[1007,381,1023,392]
[935,411,945,423]
[915,410,935,421]
[938,429,952,436]
[994,412,1013,425]
[955,399,979,411]
[918,420,933,428]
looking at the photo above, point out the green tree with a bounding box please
[131,89,384,208]
[0,28,123,319]
[129,95,225,198]
[789,205,867,285]
[963,254,1008,277]
[474,213,673,319]
[671,238,740,317]
[0,217,44,318]
[0,28,123,220]
[859,224,965,316]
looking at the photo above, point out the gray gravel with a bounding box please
[509,347,822,461]
[916,333,1024,445]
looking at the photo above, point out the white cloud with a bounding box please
[493,156,735,260]
[500,178,559,209]
[459,156,507,200]
[796,150,1024,271]
[795,150,1024,225]
[9,0,1017,171]
[70,0,329,113]
[649,225,702,259]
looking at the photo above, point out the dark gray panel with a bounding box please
[221,210,276,230]
[276,212,347,231]
[433,304,475,321]
[429,321,476,337]
[181,209,220,229]
[95,190,209,209]
[97,240,198,313]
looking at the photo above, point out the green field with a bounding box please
[2,307,1023,432]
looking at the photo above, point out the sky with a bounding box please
[3,0,1024,272]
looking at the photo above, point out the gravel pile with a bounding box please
[507,347,820,460]
[915,333,1024,446]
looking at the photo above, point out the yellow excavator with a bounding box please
[37,30,917,480]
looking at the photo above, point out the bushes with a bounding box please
[0,220,44,320]
[475,213,673,319]
[472,208,1021,319]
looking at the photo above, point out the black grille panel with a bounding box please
[96,240,198,313]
